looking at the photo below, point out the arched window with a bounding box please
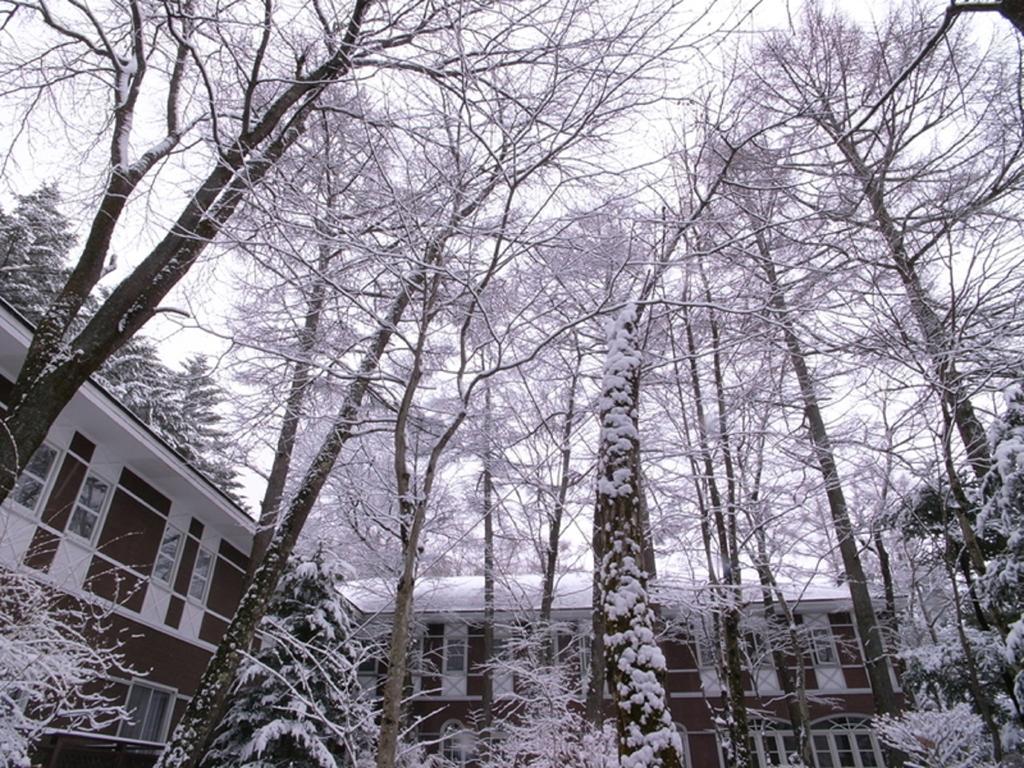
[440,721,473,766]
[749,718,799,767]
[811,716,883,768]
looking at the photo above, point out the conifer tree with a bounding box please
[0,185,76,322]
[0,186,243,499]
[171,355,243,501]
[203,547,373,768]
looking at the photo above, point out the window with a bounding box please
[444,632,467,674]
[693,626,718,668]
[440,721,473,766]
[491,636,514,696]
[188,547,213,601]
[10,443,58,513]
[67,473,110,541]
[809,626,838,666]
[357,657,379,690]
[578,634,592,688]
[119,682,174,743]
[811,718,883,768]
[441,627,468,696]
[750,722,801,768]
[152,528,183,584]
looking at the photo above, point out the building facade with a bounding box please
[0,299,255,766]
[345,574,895,768]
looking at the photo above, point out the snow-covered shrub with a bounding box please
[874,703,997,768]
[899,623,1011,715]
[0,568,130,767]
[476,632,616,768]
[202,547,375,768]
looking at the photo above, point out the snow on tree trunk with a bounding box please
[596,303,682,768]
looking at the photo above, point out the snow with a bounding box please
[340,571,857,616]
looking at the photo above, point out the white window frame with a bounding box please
[187,546,214,603]
[118,680,176,744]
[66,470,113,544]
[806,618,839,667]
[811,717,884,768]
[8,441,61,517]
[491,635,514,697]
[441,626,468,697]
[440,720,473,766]
[152,526,184,586]
[444,629,467,675]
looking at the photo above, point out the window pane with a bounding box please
[141,689,170,741]
[856,734,878,767]
[24,444,57,480]
[68,505,98,540]
[446,637,466,672]
[834,734,856,767]
[814,735,835,768]
[12,476,44,510]
[153,530,182,583]
[188,548,213,600]
[78,475,109,512]
[121,685,152,739]
[11,445,58,511]
[812,628,837,665]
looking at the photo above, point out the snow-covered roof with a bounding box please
[341,571,867,616]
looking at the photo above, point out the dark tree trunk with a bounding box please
[248,245,332,576]
[154,277,409,768]
[0,0,373,510]
[756,237,900,721]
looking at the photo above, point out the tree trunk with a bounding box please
[830,132,992,483]
[248,245,332,576]
[0,0,373,509]
[480,382,496,751]
[375,499,429,768]
[154,276,410,768]
[756,239,901,720]
[597,303,682,768]
[540,349,581,663]
[679,299,753,768]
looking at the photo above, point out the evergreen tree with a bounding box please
[979,382,1024,717]
[0,185,75,322]
[0,185,243,501]
[203,547,373,768]
[979,382,1024,621]
[169,355,243,501]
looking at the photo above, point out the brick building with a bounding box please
[345,573,895,768]
[0,299,255,766]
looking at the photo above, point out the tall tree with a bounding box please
[596,303,682,768]
[202,547,373,768]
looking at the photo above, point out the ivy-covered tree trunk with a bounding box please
[596,303,682,768]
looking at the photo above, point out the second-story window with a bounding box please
[10,443,58,513]
[445,632,467,675]
[808,625,837,666]
[153,528,183,584]
[188,547,213,602]
[67,473,110,542]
